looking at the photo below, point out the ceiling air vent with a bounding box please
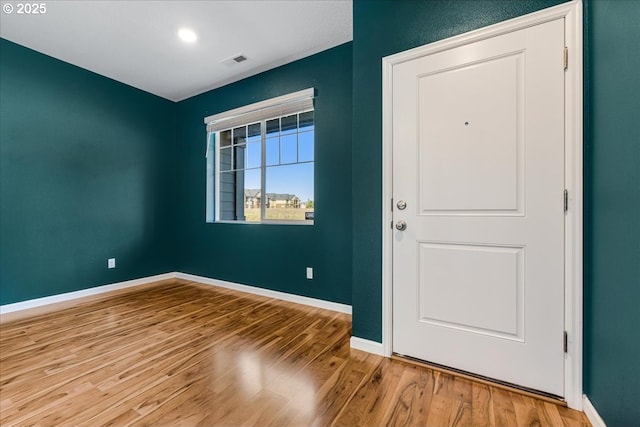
[220,53,248,66]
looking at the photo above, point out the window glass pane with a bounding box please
[242,169,261,222]
[219,169,262,222]
[265,163,314,221]
[247,123,261,138]
[234,144,246,170]
[266,118,280,136]
[219,171,239,220]
[280,134,297,164]
[280,114,297,135]
[246,123,261,169]
[214,103,314,223]
[220,130,232,147]
[233,126,246,146]
[246,141,261,169]
[219,147,232,171]
[299,111,314,129]
[298,131,314,162]
[266,137,279,166]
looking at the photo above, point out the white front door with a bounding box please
[392,18,566,396]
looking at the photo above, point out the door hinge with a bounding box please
[564,47,568,70]
[564,331,568,353]
[564,189,569,213]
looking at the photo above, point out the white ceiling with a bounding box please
[0,1,353,102]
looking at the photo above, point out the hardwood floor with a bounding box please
[0,280,590,427]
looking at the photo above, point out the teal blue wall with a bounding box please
[0,39,176,304]
[174,42,353,305]
[583,1,640,425]
[351,0,566,342]
[0,40,352,307]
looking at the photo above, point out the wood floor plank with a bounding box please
[0,280,590,427]
[491,388,520,426]
[471,382,496,427]
[381,369,431,426]
[332,357,405,426]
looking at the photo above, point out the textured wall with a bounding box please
[0,39,176,304]
[583,1,640,425]
[174,42,353,305]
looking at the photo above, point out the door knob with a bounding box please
[395,221,407,231]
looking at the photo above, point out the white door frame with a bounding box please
[381,0,583,409]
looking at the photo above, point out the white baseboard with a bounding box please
[176,272,352,314]
[583,395,607,427]
[1,272,352,318]
[350,336,385,355]
[0,272,176,316]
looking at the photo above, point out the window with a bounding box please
[204,89,315,224]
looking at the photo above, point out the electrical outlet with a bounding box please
[108,258,116,269]
[306,267,313,280]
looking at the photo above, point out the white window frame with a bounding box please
[204,88,315,225]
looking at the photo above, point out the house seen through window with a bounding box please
[205,89,315,224]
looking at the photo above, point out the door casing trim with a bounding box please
[381,0,583,410]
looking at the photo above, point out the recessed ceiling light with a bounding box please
[178,28,197,43]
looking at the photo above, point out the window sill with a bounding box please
[211,220,314,226]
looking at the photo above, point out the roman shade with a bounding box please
[204,88,314,133]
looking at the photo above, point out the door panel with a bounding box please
[417,242,524,340]
[418,52,524,214]
[392,18,565,396]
